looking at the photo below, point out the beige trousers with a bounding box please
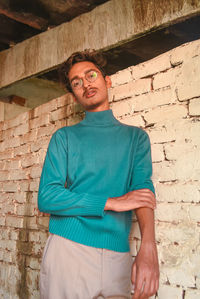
[40,234,132,299]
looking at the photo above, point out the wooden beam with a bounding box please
[0,3,48,30]
[0,0,200,89]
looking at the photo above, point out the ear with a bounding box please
[105,76,112,88]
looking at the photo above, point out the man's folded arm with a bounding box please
[38,129,107,217]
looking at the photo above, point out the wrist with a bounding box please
[104,198,112,211]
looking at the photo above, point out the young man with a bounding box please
[38,50,159,299]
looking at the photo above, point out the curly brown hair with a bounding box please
[59,49,107,93]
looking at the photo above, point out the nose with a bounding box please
[82,77,91,89]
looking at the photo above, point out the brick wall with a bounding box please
[0,39,200,298]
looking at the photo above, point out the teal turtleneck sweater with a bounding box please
[38,109,154,252]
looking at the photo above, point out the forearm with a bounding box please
[135,207,156,244]
[104,189,156,212]
[38,184,107,217]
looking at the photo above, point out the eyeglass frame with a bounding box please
[70,69,100,90]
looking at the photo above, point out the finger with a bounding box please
[131,262,137,285]
[133,272,145,299]
[140,278,151,299]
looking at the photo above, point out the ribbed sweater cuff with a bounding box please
[82,194,108,217]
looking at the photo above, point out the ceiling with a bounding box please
[0,0,108,51]
[0,0,200,116]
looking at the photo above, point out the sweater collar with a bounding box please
[81,109,119,126]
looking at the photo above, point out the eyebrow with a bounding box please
[70,69,98,83]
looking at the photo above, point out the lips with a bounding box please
[84,88,97,98]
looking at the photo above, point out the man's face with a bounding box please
[68,61,111,112]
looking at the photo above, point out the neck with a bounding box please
[85,102,110,112]
[81,109,119,126]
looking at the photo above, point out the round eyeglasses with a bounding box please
[71,70,98,90]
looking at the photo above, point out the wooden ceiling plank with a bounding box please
[0,3,48,30]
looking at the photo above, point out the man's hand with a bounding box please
[104,189,156,212]
[132,241,159,299]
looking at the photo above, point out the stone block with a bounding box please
[30,192,38,205]
[3,111,29,130]
[30,179,40,192]
[33,98,57,117]
[176,56,200,101]
[188,205,200,222]
[165,266,195,288]
[2,203,15,214]
[0,216,5,226]
[0,161,5,170]
[111,100,133,117]
[185,289,200,299]
[157,284,183,299]
[19,181,29,192]
[9,169,29,181]
[38,149,47,165]
[21,129,37,144]
[0,141,5,152]
[30,166,42,179]
[3,181,19,192]
[131,53,171,80]
[0,171,9,181]
[170,118,200,145]
[28,289,40,299]
[4,159,20,170]
[38,216,49,229]
[0,192,9,203]
[37,124,55,138]
[131,87,177,112]
[16,203,35,216]
[2,128,14,140]
[164,140,198,161]
[26,268,39,290]
[143,104,187,125]
[30,114,50,129]
[110,78,151,101]
[0,149,14,160]
[153,161,177,182]
[121,115,145,127]
[147,124,176,144]
[57,93,74,108]
[170,39,200,66]
[153,66,181,90]
[110,68,132,87]
[13,123,29,137]
[156,222,197,244]
[26,256,40,270]
[4,136,21,150]
[54,118,68,131]
[173,149,200,181]
[14,144,30,156]
[156,182,200,203]
[50,106,67,122]
[178,80,200,102]
[29,231,48,244]
[21,154,39,168]
[189,97,200,116]
[31,137,50,152]
[10,230,19,241]
[155,203,187,222]
[6,216,24,228]
[25,216,38,229]
[151,144,164,162]
[3,251,18,263]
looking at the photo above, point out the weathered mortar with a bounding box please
[0,40,200,298]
